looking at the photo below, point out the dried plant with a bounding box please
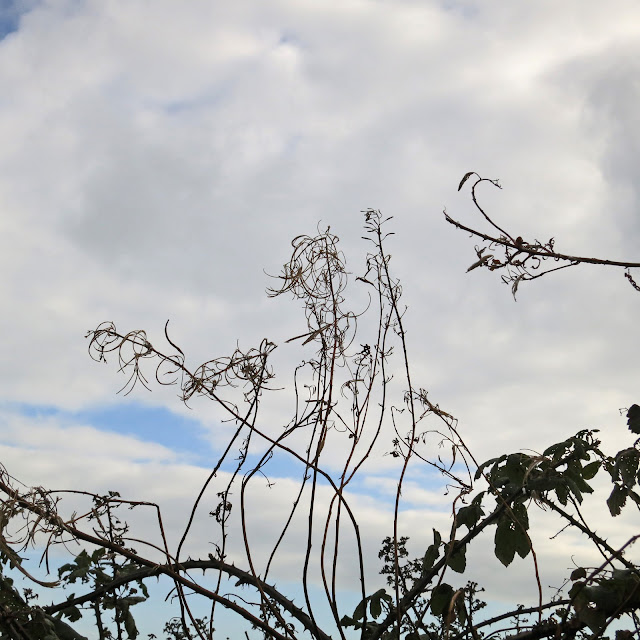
[0,206,638,640]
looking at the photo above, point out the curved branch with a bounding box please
[44,558,333,640]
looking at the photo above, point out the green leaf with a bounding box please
[627,404,640,434]
[423,544,439,571]
[607,485,627,517]
[507,483,526,501]
[57,563,74,578]
[340,615,356,627]
[369,589,388,619]
[555,482,569,505]
[568,581,585,599]
[565,465,594,494]
[543,440,569,461]
[513,525,531,560]
[120,596,147,607]
[570,567,587,581]
[457,502,484,530]
[475,456,505,480]
[423,529,442,571]
[627,489,640,508]
[572,439,588,461]
[445,542,466,573]
[370,594,382,619]
[494,520,516,567]
[576,602,608,632]
[91,548,106,563]
[617,449,640,487]
[505,454,526,484]
[565,477,583,504]
[582,461,601,480]
[472,491,485,505]
[59,604,82,622]
[430,583,454,616]
[512,502,530,531]
[58,549,93,584]
[138,580,149,599]
[94,568,111,585]
[353,597,367,621]
[124,608,138,639]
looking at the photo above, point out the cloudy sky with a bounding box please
[1,0,640,637]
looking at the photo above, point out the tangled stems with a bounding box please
[1,206,638,640]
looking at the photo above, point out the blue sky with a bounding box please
[1,0,640,637]
[0,3,22,40]
[0,1,39,40]
[13,401,208,459]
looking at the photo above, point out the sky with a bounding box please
[1,0,640,637]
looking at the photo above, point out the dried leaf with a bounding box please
[458,171,475,191]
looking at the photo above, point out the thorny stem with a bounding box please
[445,211,640,269]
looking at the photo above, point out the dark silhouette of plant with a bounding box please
[0,192,638,639]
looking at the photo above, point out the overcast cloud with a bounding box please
[1,0,639,637]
